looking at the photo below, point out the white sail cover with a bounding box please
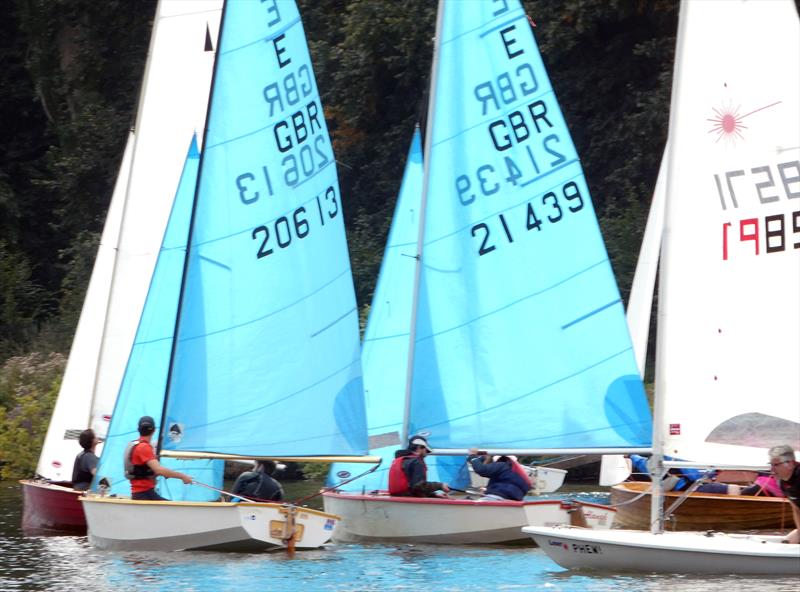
[35,134,133,480]
[658,0,800,466]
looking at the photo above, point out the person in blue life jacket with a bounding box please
[231,460,284,502]
[72,429,100,491]
[467,449,532,501]
[628,454,742,494]
[388,435,451,498]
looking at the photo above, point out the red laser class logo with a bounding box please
[707,99,781,144]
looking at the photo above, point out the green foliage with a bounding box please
[0,352,66,478]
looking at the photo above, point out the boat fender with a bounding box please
[123,439,156,480]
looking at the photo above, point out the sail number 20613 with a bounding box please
[251,186,338,259]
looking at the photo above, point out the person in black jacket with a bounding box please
[72,429,99,490]
[468,449,531,501]
[232,460,284,502]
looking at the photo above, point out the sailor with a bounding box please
[231,459,284,501]
[124,415,192,501]
[72,429,99,491]
[467,449,532,501]
[388,435,450,497]
[769,445,800,544]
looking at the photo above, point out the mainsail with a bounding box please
[160,0,367,458]
[656,0,800,466]
[88,0,222,444]
[407,1,652,452]
[35,133,133,481]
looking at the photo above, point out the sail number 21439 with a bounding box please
[471,181,584,256]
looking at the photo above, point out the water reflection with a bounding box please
[2,481,798,592]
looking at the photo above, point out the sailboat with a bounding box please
[524,0,800,573]
[81,0,370,552]
[20,0,223,532]
[322,0,652,544]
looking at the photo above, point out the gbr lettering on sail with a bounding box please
[235,0,339,261]
[453,14,586,257]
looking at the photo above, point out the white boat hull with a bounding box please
[523,526,800,574]
[469,465,567,494]
[322,492,614,544]
[82,496,338,552]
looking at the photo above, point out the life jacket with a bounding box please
[509,459,533,491]
[388,454,425,495]
[124,439,156,480]
[72,450,94,485]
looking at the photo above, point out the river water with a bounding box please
[1,480,797,591]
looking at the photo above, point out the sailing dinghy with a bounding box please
[525,0,800,573]
[82,0,370,552]
[322,0,652,544]
[21,0,222,532]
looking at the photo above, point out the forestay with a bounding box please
[408,1,652,451]
[657,0,800,466]
[160,0,367,458]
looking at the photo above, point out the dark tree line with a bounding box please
[0,0,679,363]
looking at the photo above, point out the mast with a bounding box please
[157,0,227,454]
[650,0,690,534]
[401,0,445,444]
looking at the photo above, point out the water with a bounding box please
[1,481,797,592]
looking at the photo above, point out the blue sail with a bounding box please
[409,1,652,450]
[328,129,468,490]
[93,137,223,500]
[161,0,367,457]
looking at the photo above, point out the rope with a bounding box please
[605,487,651,508]
[290,459,383,505]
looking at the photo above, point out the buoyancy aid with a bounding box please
[509,459,533,491]
[123,439,156,480]
[388,454,425,495]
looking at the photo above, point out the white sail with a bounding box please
[89,0,221,440]
[35,133,133,480]
[657,0,800,466]
[35,0,223,481]
[626,149,668,378]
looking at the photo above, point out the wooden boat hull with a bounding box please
[523,525,800,574]
[322,491,615,544]
[20,480,86,533]
[611,482,794,531]
[82,495,338,552]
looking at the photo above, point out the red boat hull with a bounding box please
[20,480,86,533]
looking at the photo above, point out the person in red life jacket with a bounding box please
[468,449,532,501]
[124,415,192,501]
[72,429,100,491]
[769,444,800,544]
[388,435,450,497]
